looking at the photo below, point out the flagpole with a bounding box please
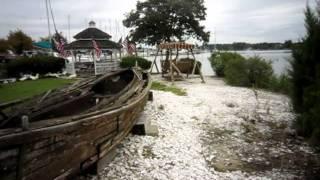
[68,15,71,42]
[45,0,53,55]
[45,0,51,38]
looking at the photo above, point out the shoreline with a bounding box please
[97,76,320,179]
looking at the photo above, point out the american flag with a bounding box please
[92,39,102,58]
[128,43,136,54]
[122,37,136,55]
[52,33,67,58]
[122,37,128,49]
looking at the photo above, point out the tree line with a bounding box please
[0,30,33,55]
[205,41,296,51]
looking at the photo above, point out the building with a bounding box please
[65,21,122,76]
[65,21,122,62]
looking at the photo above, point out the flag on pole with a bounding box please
[128,43,136,55]
[51,32,67,57]
[122,36,128,50]
[92,39,102,58]
[122,36,136,55]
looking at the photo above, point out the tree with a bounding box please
[284,40,293,49]
[123,0,210,45]
[0,39,10,53]
[290,3,320,145]
[40,36,50,42]
[7,30,33,55]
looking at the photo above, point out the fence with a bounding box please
[94,61,120,75]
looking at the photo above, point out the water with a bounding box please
[236,50,292,76]
[147,50,292,76]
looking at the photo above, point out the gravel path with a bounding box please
[98,77,320,180]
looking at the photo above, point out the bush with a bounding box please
[224,56,273,88]
[120,56,152,70]
[224,57,249,86]
[210,52,288,92]
[246,56,273,88]
[268,74,291,94]
[6,56,65,77]
[209,52,245,77]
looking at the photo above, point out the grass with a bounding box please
[151,81,187,96]
[0,78,75,103]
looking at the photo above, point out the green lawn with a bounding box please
[151,81,187,96]
[0,78,75,103]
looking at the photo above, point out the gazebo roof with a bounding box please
[65,39,121,50]
[74,27,112,39]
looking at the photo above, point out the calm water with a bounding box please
[148,50,292,76]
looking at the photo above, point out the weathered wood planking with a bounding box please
[0,70,151,180]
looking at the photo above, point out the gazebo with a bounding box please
[65,21,122,62]
[65,21,122,76]
[150,42,205,83]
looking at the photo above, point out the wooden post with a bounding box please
[169,49,174,84]
[93,50,97,76]
[150,49,160,74]
[190,48,205,83]
[197,62,205,83]
[171,63,185,80]
[175,48,179,60]
[191,49,197,75]
[17,115,29,180]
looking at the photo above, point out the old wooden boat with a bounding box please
[0,69,152,180]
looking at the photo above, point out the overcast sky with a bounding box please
[0,0,316,44]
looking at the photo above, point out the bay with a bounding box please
[147,50,292,76]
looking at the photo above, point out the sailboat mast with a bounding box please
[68,15,71,42]
[214,28,217,51]
[45,0,51,39]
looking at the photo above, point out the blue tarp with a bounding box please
[33,41,52,49]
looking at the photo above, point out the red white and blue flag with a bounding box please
[122,36,136,55]
[52,33,67,57]
[92,39,102,58]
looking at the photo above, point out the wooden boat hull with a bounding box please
[0,70,151,180]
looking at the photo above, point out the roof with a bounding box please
[73,27,112,40]
[158,42,195,50]
[33,41,52,49]
[65,39,122,50]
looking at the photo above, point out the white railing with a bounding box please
[94,60,120,75]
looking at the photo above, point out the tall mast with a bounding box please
[48,0,57,33]
[68,15,71,42]
[214,28,217,51]
[45,0,51,39]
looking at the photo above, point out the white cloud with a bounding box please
[0,0,316,43]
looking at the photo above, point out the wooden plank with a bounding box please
[0,72,151,180]
[23,120,117,175]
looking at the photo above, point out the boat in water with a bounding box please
[0,69,152,180]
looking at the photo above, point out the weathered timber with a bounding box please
[0,69,152,180]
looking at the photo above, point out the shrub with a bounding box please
[209,52,245,77]
[246,56,273,88]
[224,57,249,86]
[213,53,276,90]
[6,56,65,77]
[120,56,152,70]
[268,74,291,94]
